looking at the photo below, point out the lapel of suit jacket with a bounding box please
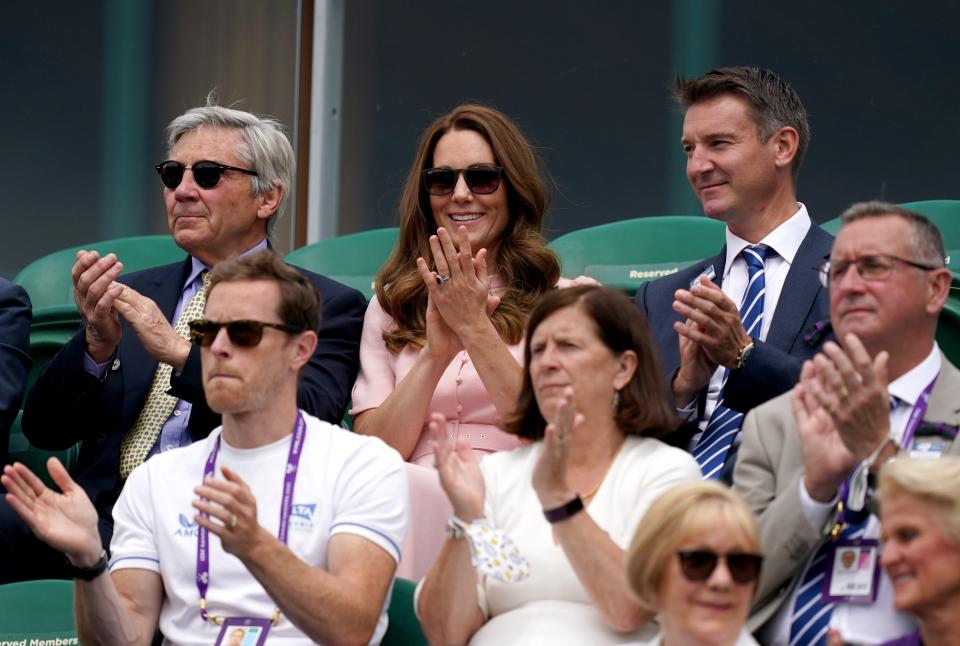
[927,354,960,432]
[763,224,832,350]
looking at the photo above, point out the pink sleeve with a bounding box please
[349,295,399,415]
[556,275,601,288]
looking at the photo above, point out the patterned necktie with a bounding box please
[693,245,774,479]
[119,270,211,478]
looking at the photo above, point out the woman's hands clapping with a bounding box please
[430,413,485,521]
[416,226,500,363]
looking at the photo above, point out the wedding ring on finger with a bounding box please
[838,386,849,401]
[229,514,238,530]
[436,274,450,286]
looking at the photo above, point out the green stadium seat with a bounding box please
[286,228,400,300]
[548,216,726,294]
[382,577,427,646]
[0,579,76,640]
[6,411,80,489]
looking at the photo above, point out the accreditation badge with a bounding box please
[822,538,881,603]
[214,617,271,645]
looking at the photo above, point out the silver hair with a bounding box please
[166,103,295,232]
[839,200,946,267]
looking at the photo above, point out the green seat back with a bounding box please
[549,216,726,293]
[0,579,76,639]
[14,235,184,324]
[821,200,960,270]
[382,577,427,645]
[6,411,80,489]
[286,228,400,300]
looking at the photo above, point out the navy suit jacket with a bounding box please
[635,223,834,430]
[21,256,365,542]
[0,278,32,467]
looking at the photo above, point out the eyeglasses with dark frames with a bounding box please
[817,254,943,288]
[675,550,763,585]
[422,165,504,196]
[188,319,305,348]
[156,160,259,190]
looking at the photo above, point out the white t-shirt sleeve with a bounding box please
[328,437,409,564]
[110,463,162,573]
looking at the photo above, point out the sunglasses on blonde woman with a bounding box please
[676,550,763,585]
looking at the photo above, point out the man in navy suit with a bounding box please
[3,104,366,582]
[0,277,32,466]
[635,67,833,481]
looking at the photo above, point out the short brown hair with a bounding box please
[674,66,810,178]
[503,285,679,440]
[839,200,947,267]
[208,249,322,333]
[375,103,560,353]
[625,481,760,611]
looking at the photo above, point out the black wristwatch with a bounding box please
[69,549,109,581]
[543,495,584,524]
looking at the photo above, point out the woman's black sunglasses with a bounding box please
[156,160,258,190]
[422,165,504,196]
[676,550,763,585]
[188,319,304,348]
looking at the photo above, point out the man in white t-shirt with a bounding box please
[3,250,408,645]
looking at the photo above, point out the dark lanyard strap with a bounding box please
[196,412,306,621]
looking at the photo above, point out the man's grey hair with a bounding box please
[166,104,295,233]
[840,200,946,267]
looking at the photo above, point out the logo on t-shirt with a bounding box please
[290,504,316,530]
[174,513,199,537]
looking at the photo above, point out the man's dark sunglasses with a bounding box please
[156,160,258,190]
[422,165,504,196]
[188,319,304,348]
[676,550,763,585]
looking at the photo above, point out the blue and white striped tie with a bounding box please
[693,245,773,479]
[788,522,868,646]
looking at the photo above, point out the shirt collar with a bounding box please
[888,343,942,407]
[184,238,269,291]
[723,203,811,278]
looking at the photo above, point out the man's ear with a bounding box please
[256,182,283,221]
[926,267,952,315]
[290,330,318,370]
[771,126,800,170]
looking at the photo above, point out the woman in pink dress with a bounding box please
[350,104,563,578]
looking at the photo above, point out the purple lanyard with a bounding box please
[196,412,306,621]
[899,373,938,450]
[835,373,938,530]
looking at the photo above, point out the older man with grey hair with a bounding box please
[2,103,366,583]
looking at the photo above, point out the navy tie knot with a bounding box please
[741,245,773,273]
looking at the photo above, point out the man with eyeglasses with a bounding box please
[4,104,366,583]
[733,201,959,644]
[635,66,834,482]
[4,250,407,644]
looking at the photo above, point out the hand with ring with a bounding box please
[193,466,264,559]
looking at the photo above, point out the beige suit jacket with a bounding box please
[733,352,960,631]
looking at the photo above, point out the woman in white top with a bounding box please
[417,285,701,645]
[625,481,763,646]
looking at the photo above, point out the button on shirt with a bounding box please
[680,204,812,436]
[762,344,942,645]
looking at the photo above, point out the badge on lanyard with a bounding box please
[908,422,956,459]
[215,617,271,645]
[822,538,881,603]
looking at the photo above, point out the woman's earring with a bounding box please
[611,389,621,414]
